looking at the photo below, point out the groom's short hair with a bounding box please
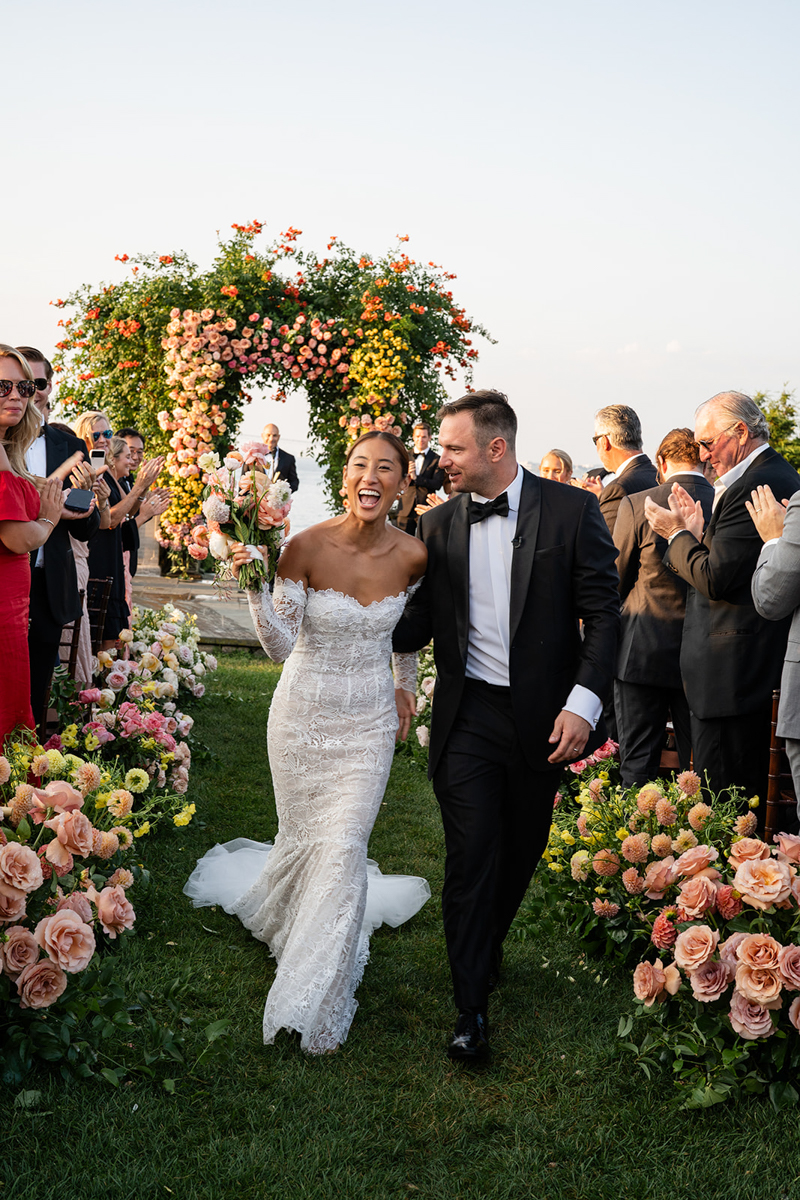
[437,389,517,451]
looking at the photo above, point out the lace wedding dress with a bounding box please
[184,578,430,1053]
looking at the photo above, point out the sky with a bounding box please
[3,0,799,467]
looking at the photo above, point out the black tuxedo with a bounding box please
[664,445,800,801]
[393,470,619,1009]
[273,447,299,493]
[598,454,659,536]
[397,448,446,536]
[28,425,100,724]
[612,472,714,783]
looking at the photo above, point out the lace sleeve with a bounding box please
[391,652,418,692]
[247,576,307,662]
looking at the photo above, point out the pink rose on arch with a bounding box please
[35,909,96,973]
[48,810,95,858]
[164,717,178,735]
[127,681,144,700]
[728,837,771,871]
[729,989,777,1040]
[673,844,719,878]
[78,687,103,704]
[3,925,39,978]
[790,996,800,1032]
[777,943,800,990]
[192,684,205,698]
[735,963,783,1007]
[737,933,781,970]
[689,958,733,1002]
[0,843,43,894]
[0,885,27,924]
[676,873,718,920]
[156,732,177,752]
[16,959,68,1009]
[57,892,94,923]
[673,924,719,971]
[106,670,128,691]
[172,777,188,794]
[144,712,165,734]
[82,720,115,745]
[643,856,677,900]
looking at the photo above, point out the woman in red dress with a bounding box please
[0,346,64,746]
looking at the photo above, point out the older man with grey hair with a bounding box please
[645,391,800,809]
[587,405,658,535]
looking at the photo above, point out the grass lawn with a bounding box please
[3,652,800,1200]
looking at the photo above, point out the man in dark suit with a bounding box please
[18,347,102,728]
[585,404,659,535]
[645,391,800,805]
[262,424,299,492]
[392,390,620,1061]
[613,428,714,785]
[396,421,447,536]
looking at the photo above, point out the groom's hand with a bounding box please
[395,688,416,742]
[547,710,591,764]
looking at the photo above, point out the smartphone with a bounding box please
[90,449,106,467]
[64,488,94,513]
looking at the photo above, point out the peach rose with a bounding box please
[728,837,771,871]
[737,933,781,970]
[719,931,749,972]
[734,963,782,1007]
[689,958,733,1002]
[95,885,136,939]
[777,943,800,990]
[643,856,677,899]
[673,924,720,971]
[0,843,43,894]
[43,839,73,871]
[34,909,96,973]
[29,779,84,824]
[733,859,794,911]
[789,996,800,1032]
[50,810,95,857]
[0,883,26,924]
[774,832,800,865]
[3,925,39,978]
[729,989,777,1039]
[673,844,719,877]
[16,959,68,1009]
[677,874,718,920]
[56,893,93,923]
[633,960,681,1007]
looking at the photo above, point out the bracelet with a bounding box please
[39,517,55,528]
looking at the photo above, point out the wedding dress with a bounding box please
[184,577,430,1053]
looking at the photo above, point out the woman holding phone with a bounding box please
[0,346,64,743]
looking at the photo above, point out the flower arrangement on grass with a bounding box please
[402,644,436,767]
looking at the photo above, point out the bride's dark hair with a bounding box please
[345,430,410,475]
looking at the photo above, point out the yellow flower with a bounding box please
[84,734,100,752]
[615,828,629,841]
[95,792,110,810]
[560,831,576,846]
[548,862,564,872]
[45,748,66,772]
[594,885,608,895]
[749,795,760,809]
[134,821,151,838]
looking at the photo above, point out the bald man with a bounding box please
[261,424,299,492]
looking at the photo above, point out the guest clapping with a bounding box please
[0,346,65,743]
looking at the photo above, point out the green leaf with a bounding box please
[617,1015,633,1038]
[769,1081,799,1112]
[100,1067,122,1087]
[163,1078,176,1094]
[16,816,31,841]
[14,1090,42,1109]
[203,1018,231,1043]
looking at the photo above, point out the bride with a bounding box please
[185,430,430,1053]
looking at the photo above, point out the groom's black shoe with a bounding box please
[447,1010,490,1063]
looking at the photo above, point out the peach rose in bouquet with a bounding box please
[673,844,719,878]
[643,856,677,900]
[676,873,718,920]
[3,925,39,978]
[734,963,783,1007]
[777,943,800,990]
[0,843,43,894]
[15,958,68,1009]
[728,837,771,871]
[729,989,778,1040]
[688,958,733,1002]
[733,858,794,910]
[92,884,136,939]
[633,959,681,1006]
[737,933,781,970]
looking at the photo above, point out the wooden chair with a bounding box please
[766,688,797,843]
[86,577,114,652]
[38,591,86,736]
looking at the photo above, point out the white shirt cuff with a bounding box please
[762,538,781,549]
[667,528,693,545]
[563,684,602,730]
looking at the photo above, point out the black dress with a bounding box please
[87,474,129,640]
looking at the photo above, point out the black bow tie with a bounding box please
[467,492,510,525]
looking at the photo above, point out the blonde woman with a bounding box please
[0,346,63,742]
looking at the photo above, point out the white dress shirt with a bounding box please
[25,432,48,568]
[465,466,602,729]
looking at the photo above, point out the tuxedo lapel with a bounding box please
[509,470,540,646]
[446,495,471,663]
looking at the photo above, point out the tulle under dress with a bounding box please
[0,473,40,744]
[184,577,429,1054]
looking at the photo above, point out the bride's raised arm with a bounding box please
[231,540,308,663]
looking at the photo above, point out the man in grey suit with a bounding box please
[613,428,714,785]
[749,481,800,821]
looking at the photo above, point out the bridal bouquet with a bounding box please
[191,443,292,590]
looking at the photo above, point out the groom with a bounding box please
[393,390,619,1061]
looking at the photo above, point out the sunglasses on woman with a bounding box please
[93,429,114,440]
[0,379,37,399]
